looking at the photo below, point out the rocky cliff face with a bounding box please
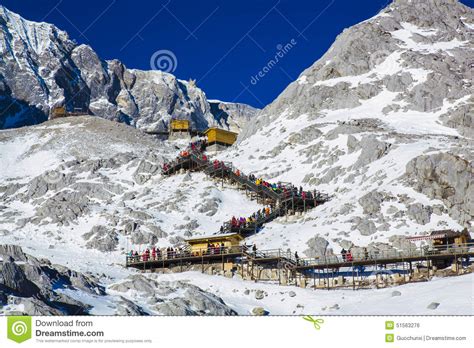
[0,6,250,132]
[209,100,259,133]
[0,244,104,315]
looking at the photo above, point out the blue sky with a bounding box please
[3,0,473,108]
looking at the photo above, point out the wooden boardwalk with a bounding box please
[128,143,474,289]
[294,244,474,271]
[127,243,474,274]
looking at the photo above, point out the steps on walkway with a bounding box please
[162,145,329,237]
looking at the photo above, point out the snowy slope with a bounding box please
[135,271,474,315]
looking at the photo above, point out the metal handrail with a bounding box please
[163,150,328,206]
[296,242,474,268]
[126,242,474,268]
[159,146,331,243]
[126,245,249,265]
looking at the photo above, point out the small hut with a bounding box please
[185,233,243,256]
[406,228,471,248]
[50,106,67,119]
[204,127,238,152]
[169,119,191,139]
[170,119,190,132]
[50,106,89,119]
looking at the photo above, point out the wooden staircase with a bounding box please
[162,144,330,237]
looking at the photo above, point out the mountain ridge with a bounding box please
[0,5,258,131]
[239,0,473,142]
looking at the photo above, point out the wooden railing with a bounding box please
[295,242,474,268]
[126,245,248,266]
[162,148,329,206]
[159,144,330,240]
[126,242,474,270]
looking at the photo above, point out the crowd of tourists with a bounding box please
[340,247,371,262]
[248,174,321,202]
[189,139,207,153]
[127,246,189,262]
[162,139,208,173]
[127,241,234,263]
[161,138,326,207]
[225,207,274,231]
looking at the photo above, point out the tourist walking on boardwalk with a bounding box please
[341,248,347,262]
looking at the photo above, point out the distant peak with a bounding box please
[388,0,468,11]
[392,0,459,5]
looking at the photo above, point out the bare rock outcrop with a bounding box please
[406,153,473,225]
[0,245,102,315]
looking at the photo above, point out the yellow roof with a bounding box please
[204,127,238,136]
[185,233,243,243]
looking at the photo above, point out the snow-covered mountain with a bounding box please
[0,6,254,132]
[242,0,473,138]
[0,0,473,315]
[224,0,473,257]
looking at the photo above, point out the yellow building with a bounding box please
[407,228,471,247]
[170,119,191,132]
[50,106,67,119]
[204,127,238,147]
[185,233,243,256]
[431,229,471,247]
